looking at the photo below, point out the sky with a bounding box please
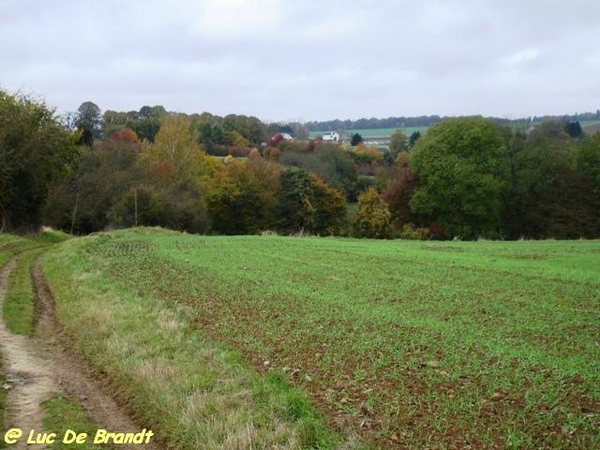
[1,0,599,122]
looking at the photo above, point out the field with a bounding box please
[308,120,600,142]
[580,120,600,129]
[309,127,427,140]
[29,229,600,449]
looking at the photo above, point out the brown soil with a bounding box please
[0,259,160,450]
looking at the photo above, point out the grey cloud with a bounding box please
[1,0,598,121]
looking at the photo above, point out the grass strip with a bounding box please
[42,395,108,450]
[42,235,342,450]
[2,229,70,336]
[3,249,45,337]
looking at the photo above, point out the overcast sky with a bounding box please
[1,0,599,122]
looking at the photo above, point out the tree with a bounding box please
[109,128,140,144]
[310,175,347,235]
[0,90,78,232]
[291,122,310,140]
[564,121,584,139]
[389,129,408,157]
[350,133,363,146]
[45,141,142,234]
[511,120,595,239]
[76,101,102,147]
[279,144,358,200]
[222,114,266,146]
[383,166,420,231]
[102,110,129,138]
[138,114,208,186]
[408,131,421,149]
[576,133,600,187]
[276,168,315,233]
[410,118,509,239]
[384,129,409,165]
[205,157,281,234]
[353,187,392,239]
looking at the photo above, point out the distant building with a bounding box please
[322,131,340,141]
[267,132,293,146]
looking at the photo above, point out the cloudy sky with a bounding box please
[1,0,599,122]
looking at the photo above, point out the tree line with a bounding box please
[1,90,599,239]
[305,111,600,133]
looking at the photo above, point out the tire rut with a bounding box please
[1,257,161,450]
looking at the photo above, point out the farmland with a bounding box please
[27,229,599,449]
[309,127,427,140]
[309,120,600,142]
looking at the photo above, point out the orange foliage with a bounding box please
[110,128,139,143]
[151,160,175,182]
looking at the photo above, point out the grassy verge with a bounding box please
[43,233,342,450]
[3,249,43,336]
[1,230,70,336]
[42,395,108,450]
[47,228,600,449]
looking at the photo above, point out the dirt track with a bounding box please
[0,258,160,449]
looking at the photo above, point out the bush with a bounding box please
[398,223,430,240]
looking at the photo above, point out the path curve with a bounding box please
[0,257,161,450]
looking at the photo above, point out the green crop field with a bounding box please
[308,119,600,141]
[309,127,428,140]
[580,120,600,128]
[36,229,600,449]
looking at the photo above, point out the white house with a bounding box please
[322,131,340,141]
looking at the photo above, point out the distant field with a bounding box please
[580,120,600,128]
[43,229,600,449]
[308,119,600,140]
[309,127,428,140]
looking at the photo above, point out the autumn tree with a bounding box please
[205,156,281,234]
[310,175,347,235]
[122,114,212,232]
[383,167,420,231]
[138,114,208,186]
[109,128,139,144]
[353,187,392,239]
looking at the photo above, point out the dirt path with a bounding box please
[0,258,160,450]
[0,259,55,449]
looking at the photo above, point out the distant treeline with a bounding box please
[2,89,599,240]
[305,111,600,132]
